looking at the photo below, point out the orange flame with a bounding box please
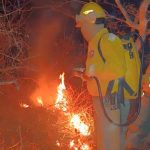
[80,143,90,150]
[55,73,68,112]
[20,103,29,108]
[55,73,91,149]
[37,96,44,106]
[70,114,90,136]
[69,140,75,148]
[142,92,145,97]
[56,140,61,147]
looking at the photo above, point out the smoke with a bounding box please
[0,0,83,114]
[28,0,87,106]
[29,1,68,106]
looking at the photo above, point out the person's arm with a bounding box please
[72,67,89,81]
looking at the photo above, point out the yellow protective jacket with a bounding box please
[85,28,141,100]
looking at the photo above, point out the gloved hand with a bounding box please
[73,67,85,72]
[72,67,89,81]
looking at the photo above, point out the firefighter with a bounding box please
[74,2,140,150]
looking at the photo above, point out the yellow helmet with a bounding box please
[76,2,106,27]
[80,2,106,18]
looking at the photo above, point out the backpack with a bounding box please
[97,32,141,107]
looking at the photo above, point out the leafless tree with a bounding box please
[0,0,33,88]
[115,0,150,38]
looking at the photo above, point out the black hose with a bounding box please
[92,32,144,127]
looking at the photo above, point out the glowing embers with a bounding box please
[69,140,75,148]
[20,103,29,108]
[142,91,145,97]
[37,96,44,107]
[55,73,91,149]
[69,139,90,150]
[70,114,90,136]
[19,72,92,149]
[80,143,90,150]
[56,140,61,147]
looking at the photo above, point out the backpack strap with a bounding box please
[98,35,106,63]
[105,78,136,110]
[97,32,116,63]
[105,80,118,110]
[105,80,115,100]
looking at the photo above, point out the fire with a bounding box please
[142,91,145,97]
[20,72,92,149]
[80,143,90,150]
[20,103,29,108]
[70,114,90,136]
[69,140,75,148]
[55,73,91,149]
[69,140,90,150]
[55,73,68,112]
[56,140,61,147]
[37,96,44,106]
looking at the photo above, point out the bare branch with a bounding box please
[0,79,20,91]
[146,31,150,35]
[107,14,128,24]
[115,0,138,29]
[67,0,87,4]
[0,52,21,62]
[8,141,20,149]
[139,0,150,35]
[139,0,150,21]
[0,66,38,73]
[0,80,17,86]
